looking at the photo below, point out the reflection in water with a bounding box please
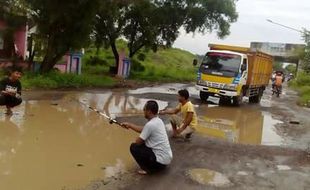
[188,168,231,187]
[197,106,284,145]
[78,92,168,118]
[128,83,199,98]
[0,102,26,129]
[0,92,155,190]
[261,112,284,145]
[128,84,181,95]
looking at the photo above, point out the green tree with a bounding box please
[302,29,310,73]
[26,0,100,73]
[273,61,283,71]
[0,0,28,15]
[93,0,130,72]
[94,0,238,74]
[285,64,297,74]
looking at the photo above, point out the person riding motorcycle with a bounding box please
[274,71,283,97]
[271,71,276,90]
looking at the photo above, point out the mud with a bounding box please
[0,83,310,190]
[195,106,285,146]
[0,92,159,190]
[187,168,232,187]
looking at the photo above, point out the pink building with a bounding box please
[0,18,28,68]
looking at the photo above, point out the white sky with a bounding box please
[174,0,310,55]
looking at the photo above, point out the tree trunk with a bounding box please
[129,43,145,58]
[40,59,54,73]
[40,53,63,73]
[96,46,100,56]
[39,35,65,73]
[40,42,64,73]
[110,40,119,75]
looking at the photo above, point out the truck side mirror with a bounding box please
[193,59,198,66]
[241,59,247,71]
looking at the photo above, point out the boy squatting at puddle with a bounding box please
[159,89,198,139]
[0,67,23,115]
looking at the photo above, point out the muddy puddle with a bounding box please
[78,92,168,118]
[0,92,168,190]
[187,168,231,187]
[128,83,197,96]
[0,84,291,189]
[129,84,286,146]
[196,106,285,146]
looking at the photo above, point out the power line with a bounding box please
[266,19,306,34]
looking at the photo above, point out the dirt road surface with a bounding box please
[0,83,309,190]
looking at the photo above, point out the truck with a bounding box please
[195,44,273,105]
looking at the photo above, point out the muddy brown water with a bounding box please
[187,168,231,187]
[196,105,285,146]
[0,85,287,190]
[0,92,168,190]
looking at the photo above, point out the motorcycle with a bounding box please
[272,85,281,97]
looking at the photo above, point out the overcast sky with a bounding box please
[174,0,310,55]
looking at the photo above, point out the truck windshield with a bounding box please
[200,52,241,77]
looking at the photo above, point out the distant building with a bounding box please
[251,42,306,73]
[0,14,28,68]
[250,42,305,59]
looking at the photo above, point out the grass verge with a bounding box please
[21,71,115,89]
[289,72,310,107]
[83,42,198,83]
[1,41,198,89]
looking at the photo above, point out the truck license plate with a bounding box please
[209,88,219,93]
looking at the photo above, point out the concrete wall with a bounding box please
[0,20,7,55]
[251,42,305,58]
[14,25,28,59]
[0,19,27,60]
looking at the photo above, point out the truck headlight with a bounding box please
[198,80,206,86]
[224,84,237,90]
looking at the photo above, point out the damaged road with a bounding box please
[0,83,309,190]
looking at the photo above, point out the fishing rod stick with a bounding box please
[76,100,126,128]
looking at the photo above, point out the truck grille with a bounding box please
[198,80,225,89]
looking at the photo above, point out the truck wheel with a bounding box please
[249,96,255,103]
[249,93,262,104]
[249,88,263,104]
[219,97,231,106]
[233,94,243,106]
[200,91,209,102]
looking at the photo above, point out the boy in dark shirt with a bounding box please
[0,67,23,115]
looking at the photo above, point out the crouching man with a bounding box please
[122,100,173,175]
[159,89,198,139]
[0,67,23,115]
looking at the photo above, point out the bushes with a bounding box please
[131,65,197,82]
[131,59,145,72]
[0,41,198,89]
[87,56,109,66]
[290,72,310,107]
[129,47,197,82]
[21,71,115,89]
